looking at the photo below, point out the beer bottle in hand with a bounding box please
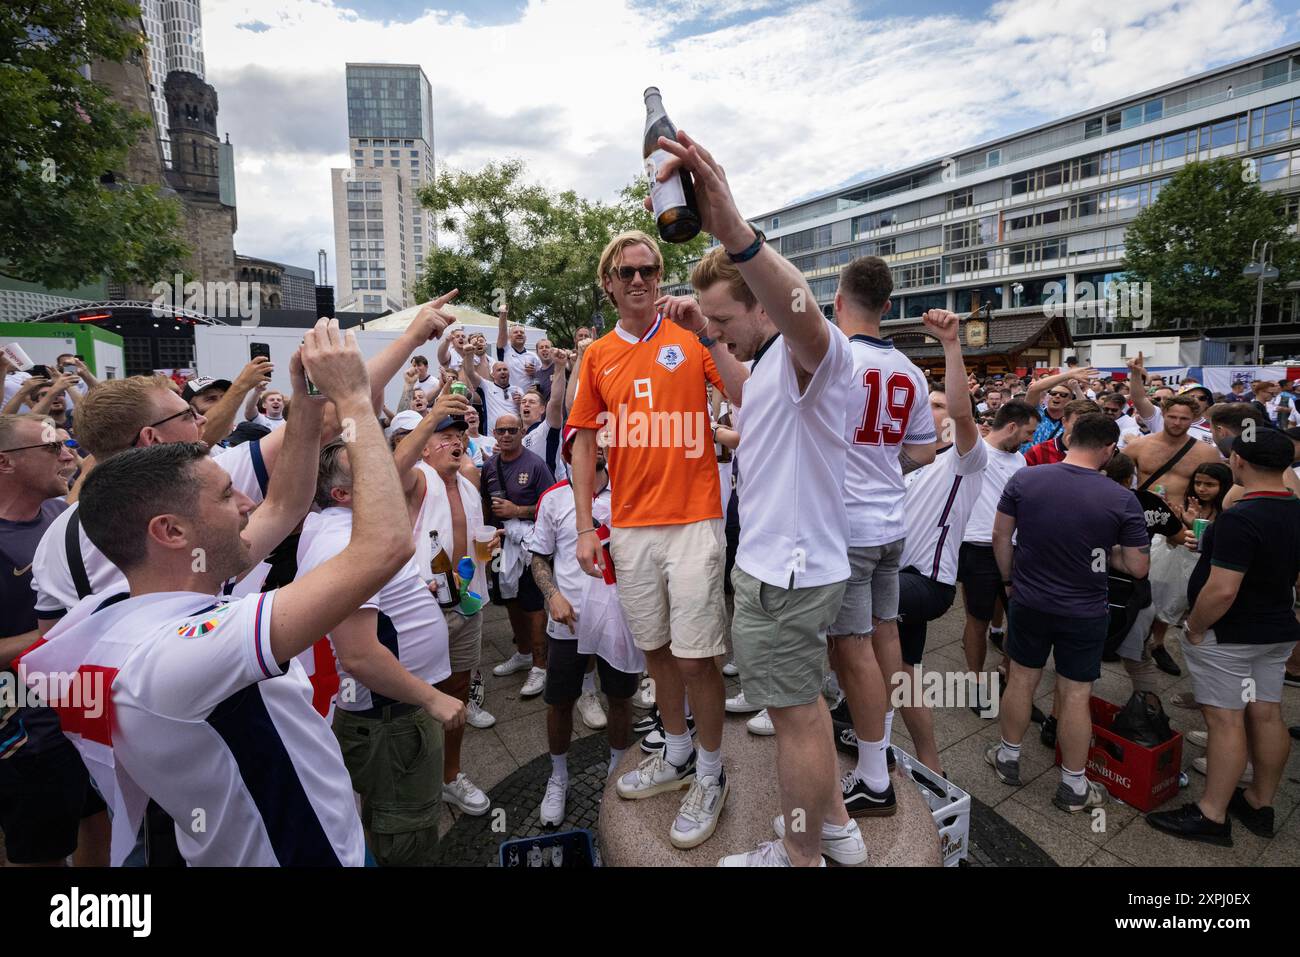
[429,531,459,610]
[643,87,701,243]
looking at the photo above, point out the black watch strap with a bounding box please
[727,228,766,264]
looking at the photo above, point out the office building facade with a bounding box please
[330,63,436,312]
[733,44,1300,367]
[140,0,206,163]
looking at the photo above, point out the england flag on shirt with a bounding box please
[842,335,936,547]
[19,589,364,866]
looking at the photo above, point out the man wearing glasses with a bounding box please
[483,413,555,699]
[0,415,108,866]
[1022,365,1097,453]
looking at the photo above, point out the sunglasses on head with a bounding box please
[615,265,660,282]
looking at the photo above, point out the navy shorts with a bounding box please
[957,543,1004,623]
[1006,600,1108,683]
[897,568,957,666]
[0,743,106,864]
[543,638,640,705]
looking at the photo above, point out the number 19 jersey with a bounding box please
[843,335,935,547]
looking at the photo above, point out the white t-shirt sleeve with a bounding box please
[31,509,77,617]
[296,512,381,610]
[212,440,267,505]
[781,322,851,406]
[148,591,285,718]
[904,370,938,444]
[955,434,989,476]
[524,492,558,557]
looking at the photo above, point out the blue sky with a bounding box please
[200,0,1300,281]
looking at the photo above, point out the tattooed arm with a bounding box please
[530,552,577,633]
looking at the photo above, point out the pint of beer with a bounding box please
[473,526,496,563]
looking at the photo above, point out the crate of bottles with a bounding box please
[894,747,971,867]
[498,829,598,868]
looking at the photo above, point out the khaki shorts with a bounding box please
[609,519,727,659]
[444,609,482,674]
[333,705,444,867]
[731,567,846,709]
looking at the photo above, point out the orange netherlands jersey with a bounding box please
[568,316,725,528]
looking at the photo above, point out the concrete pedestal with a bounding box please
[599,717,942,866]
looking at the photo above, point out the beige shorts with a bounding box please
[444,610,482,674]
[609,519,727,659]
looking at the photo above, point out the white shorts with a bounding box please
[608,520,727,659]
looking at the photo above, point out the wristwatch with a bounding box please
[698,332,716,347]
[726,228,766,264]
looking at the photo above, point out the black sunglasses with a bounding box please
[133,406,198,446]
[615,265,660,282]
[0,438,76,454]
[494,426,520,435]
[1047,390,1071,398]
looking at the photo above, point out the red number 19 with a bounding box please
[853,369,916,446]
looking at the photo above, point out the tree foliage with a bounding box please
[0,0,190,287]
[1122,157,1300,328]
[414,162,709,344]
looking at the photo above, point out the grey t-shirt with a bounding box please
[997,462,1148,618]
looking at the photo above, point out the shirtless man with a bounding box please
[1123,396,1222,505]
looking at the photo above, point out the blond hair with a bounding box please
[597,230,663,306]
[690,246,757,309]
[76,375,174,459]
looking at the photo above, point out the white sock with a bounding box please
[665,730,694,767]
[855,736,889,791]
[1062,766,1087,796]
[883,709,895,748]
[684,694,693,721]
[608,747,625,776]
[998,738,1021,765]
[697,745,722,781]
[551,753,568,784]
[581,670,597,694]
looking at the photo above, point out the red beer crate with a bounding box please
[1054,696,1182,812]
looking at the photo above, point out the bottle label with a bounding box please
[432,572,453,606]
[645,148,686,215]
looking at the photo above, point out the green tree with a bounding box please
[1122,157,1300,328]
[0,0,190,287]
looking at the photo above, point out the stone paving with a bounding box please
[450,601,1300,867]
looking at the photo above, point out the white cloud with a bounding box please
[200,0,1295,276]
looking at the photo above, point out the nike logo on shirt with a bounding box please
[12,563,32,577]
[603,364,620,377]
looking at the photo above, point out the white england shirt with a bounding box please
[899,440,988,585]
[31,440,269,618]
[24,589,365,866]
[841,335,936,547]
[478,382,520,432]
[296,508,451,712]
[963,441,1025,545]
[523,420,568,482]
[735,325,853,589]
[498,345,540,392]
[525,479,612,640]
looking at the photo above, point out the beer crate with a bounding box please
[1054,696,1182,813]
[498,829,598,868]
[894,747,971,867]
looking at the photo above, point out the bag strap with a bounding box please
[1138,437,1197,492]
[66,508,92,600]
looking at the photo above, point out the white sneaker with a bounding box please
[466,700,496,729]
[773,814,867,866]
[747,709,775,735]
[1192,755,1254,784]
[722,661,740,677]
[442,772,490,816]
[1185,729,1208,748]
[725,689,761,714]
[539,774,568,826]
[634,677,655,710]
[718,839,825,867]
[519,667,546,698]
[616,748,696,799]
[493,652,532,677]
[577,690,607,729]
[670,769,729,849]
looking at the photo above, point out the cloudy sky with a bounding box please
[200,0,1300,284]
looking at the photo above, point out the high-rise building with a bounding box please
[140,0,206,163]
[330,63,436,312]
[696,44,1300,367]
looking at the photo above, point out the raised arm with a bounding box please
[240,350,323,565]
[653,131,826,376]
[655,294,751,405]
[926,309,978,456]
[546,350,568,427]
[436,331,454,368]
[242,384,264,423]
[365,291,457,413]
[392,389,471,487]
[496,306,508,353]
[268,320,414,664]
[1126,352,1156,424]
[201,357,272,445]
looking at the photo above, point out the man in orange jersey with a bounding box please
[568,229,748,850]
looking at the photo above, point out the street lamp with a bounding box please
[1012,282,1024,309]
[1244,240,1280,364]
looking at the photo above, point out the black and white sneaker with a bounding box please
[830,697,852,725]
[840,771,897,817]
[468,668,486,708]
[632,705,659,737]
[640,715,696,754]
[832,723,894,770]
